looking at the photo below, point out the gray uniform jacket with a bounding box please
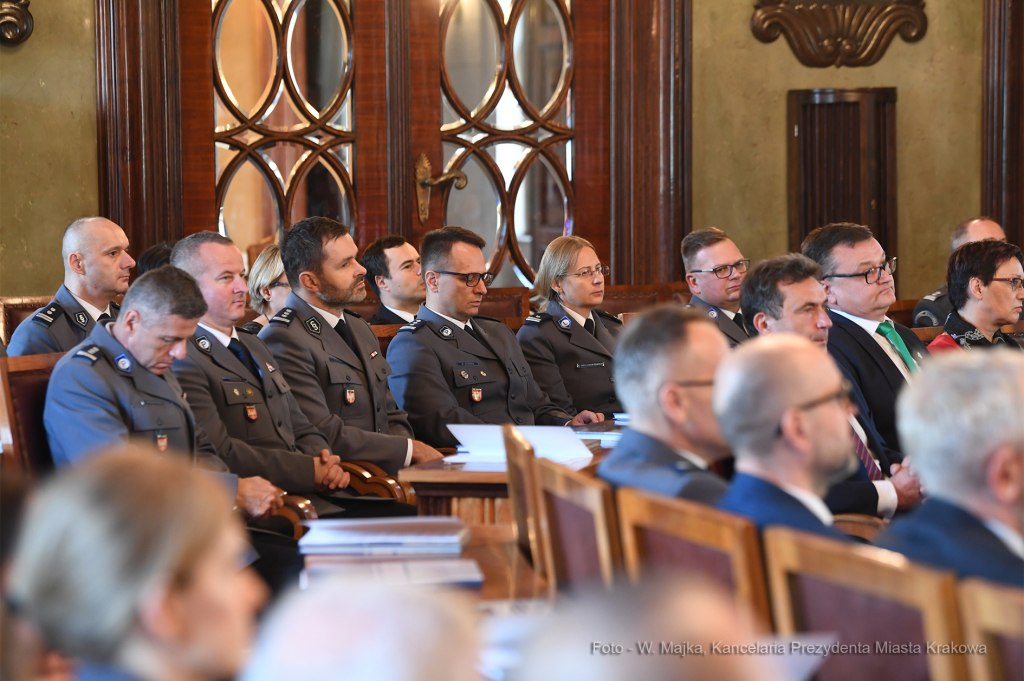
[686,295,748,347]
[172,327,332,493]
[912,284,952,328]
[44,323,230,482]
[259,293,411,475]
[386,305,574,448]
[8,284,120,357]
[516,302,623,416]
[597,428,727,504]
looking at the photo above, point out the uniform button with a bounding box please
[515,416,523,424]
[140,400,146,406]
[376,405,381,412]
[346,375,351,380]
[609,378,614,383]
[156,419,163,426]
[277,420,283,427]
[268,391,274,398]
[511,394,516,399]
[377,428,382,433]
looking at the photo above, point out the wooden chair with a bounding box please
[832,513,887,542]
[958,579,1024,681]
[660,281,692,305]
[502,424,546,578]
[764,526,968,681]
[534,457,621,595]
[370,323,404,357]
[599,284,663,316]
[888,298,920,328]
[619,312,640,326]
[480,287,531,318]
[0,296,51,347]
[616,487,771,627]
[913,326,945,344]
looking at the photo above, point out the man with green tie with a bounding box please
[802,223,930,456]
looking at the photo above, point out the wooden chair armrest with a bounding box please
[437,447,458,455]
[833,513,887,542]
[339,461,407,502]
[273,494,318,540]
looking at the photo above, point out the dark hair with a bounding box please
[680,228,729,273]
[800,222,875,276]
[169,231,235,278]
[419,226,486,275]
[360,235,410,297]
[281,217,352,288]
[120,266,208,320]
[739,254,823,335]
[135,242,173,275]
[947,240,1024,310]
[950,217,1003,253]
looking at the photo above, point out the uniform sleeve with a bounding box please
[7,321,62,357]
[284,390,331,456]
[386,332,485,448]
[44,360,131,466]
[172,354,316,493]
[261,324,408,474]
[517,324,577,415]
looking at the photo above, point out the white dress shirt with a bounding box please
[198,322,238,347]
[561,306,593,328]
[849,415,898,519]
[70,292,112,322]
[383,305,416,323]
[677,449,710,470]
[780,483,835,527]
[831,309,912,379]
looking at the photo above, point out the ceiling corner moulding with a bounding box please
[751,0,928,68]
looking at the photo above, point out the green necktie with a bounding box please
[877,320,917,373]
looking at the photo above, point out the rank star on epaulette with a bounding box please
[304,317,321,335]
[558,316,572,329]
[73,311,89,328]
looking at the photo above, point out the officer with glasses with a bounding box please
[681,228,751,346]
[386,226,604,449]
[517,235,625,417]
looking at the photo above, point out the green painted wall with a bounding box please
[0,0,99,296]
[692,0,984,298]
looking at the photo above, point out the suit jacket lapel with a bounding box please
[55,284,95,335]
[547,303,613,358]
[829,312,906,394]
[417,307,496,359]
[292,296,365,371]
[204,335,262,387]
[690,296,747,344]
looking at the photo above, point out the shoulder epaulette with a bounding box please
[594,309,622,324]
[73,343,102,364]
[524,315,544,326]
[345,309,362,319]
[110,300,122,313]
[922,289,944,302]
[269,308,295,325]
[398,319,426,333]
[32,302,63,327]
[235,325,256,334]
[472,315,501,324]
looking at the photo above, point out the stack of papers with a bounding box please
[302,558,484,589]
[445,424,594,470]
[298,517,470,556]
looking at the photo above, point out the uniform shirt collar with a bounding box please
[561,305,593,328]
[719,307,736,320]
[383,305,416,323]
[831,308,892,334]
[197,322,238,347]
[309,304,344,328]
[69,291,111,322]
[779,483,835,526]
[426,305,470,331]
[677,449,709,470]
[981,517,1024,561]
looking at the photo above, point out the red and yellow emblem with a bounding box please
[245,405,258,421]
[156,434,168,452]
[471,387,483,402]
[345,388,356,404]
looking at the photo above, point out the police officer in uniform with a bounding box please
[680,228,750,347]
[169,232,350,514]
[517,236,623,416]
[8,217,134,356]
[259,217,443,476]
[386,226,603,449]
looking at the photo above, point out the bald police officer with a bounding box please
[386,226,603,449]
[9,217,135,356]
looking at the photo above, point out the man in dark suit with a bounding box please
[681,228,750,346]
[597,306,729,503]
[740,254,922,518]
[258,218,443,475]
[875,351,1024,587]
[359,235,426,325]
[714,335,859,541]
[802,223,929,456]
[169,232,350,514]
[386,226,603,448]
[8,217,135,356]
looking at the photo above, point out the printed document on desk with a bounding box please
[446,424,594,469]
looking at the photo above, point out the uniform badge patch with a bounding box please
[440,325,454,338]
[266,362,276,373]
[345,388,356,404]
[196,336,212,352]
[558,316,572,329]
[706,308,719,320]
[73,311,89,328]
[370,351,378,358]
[480,371,487,377]
[156,434,168,452]
[461,370,470,379]
[304,317,322,335]
[245,405,258,421]
[471,387,483,402]
[115,354,132,372]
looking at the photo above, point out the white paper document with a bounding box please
[302,558,484,589]
[446,424,594,469]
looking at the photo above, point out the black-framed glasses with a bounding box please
[991,277,1024,292]
[824,257,897,285]
[436,270,495,287]
[775,380,853,436]
[561,265,610,279]
[267,281,291,289]
[665,379,715,389]
[689,259,750,279]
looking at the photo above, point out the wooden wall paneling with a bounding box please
[385,0,414,241]
[406,0,443,246]
[983,0,1024,247]
[179,0,216,235]
[610,0,691,285]
[95,0,185,255]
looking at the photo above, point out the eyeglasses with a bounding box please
[561,265,610,279]
[689,259,750,279]
[665,379,715,389]
[436,270,495,287]
[268,281,291,289]
[775,380,853,436]
[991,277,1024,292]
[824,257,897,285]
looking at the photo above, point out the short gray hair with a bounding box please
[614,305,716,416]
[897,350,1024,503]
[712,335,822,456]
[120,266,207,320]
[170,230,235,278]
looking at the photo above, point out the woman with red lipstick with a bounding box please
[928,240,1024,353]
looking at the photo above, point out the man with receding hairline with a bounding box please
[8,217,135,356]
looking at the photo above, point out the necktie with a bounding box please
[97,312,112,325]
[876,320,917,373]
[852,428,884,482]
[733,311,748,336]
[227,338,261,381]
[334,319,355,351]
[464,323,481,342]
[584,317,596,336]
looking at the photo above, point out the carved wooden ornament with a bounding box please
[752,0,928,68]
[0,0,33,45]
